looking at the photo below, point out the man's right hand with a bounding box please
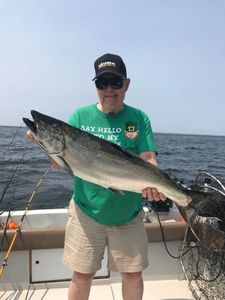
[26,130,36,143]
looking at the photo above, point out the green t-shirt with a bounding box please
[68,104,157,225]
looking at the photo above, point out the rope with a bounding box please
[0,165,52,278]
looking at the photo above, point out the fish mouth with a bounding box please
[23,111,48,151]
[23,117,37,134]
[23,110,44,133]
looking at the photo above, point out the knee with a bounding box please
[121,271,143,282]
[71,271,95,284]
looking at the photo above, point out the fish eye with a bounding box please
[38,124,46,131]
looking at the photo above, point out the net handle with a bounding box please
[195,172,225,193]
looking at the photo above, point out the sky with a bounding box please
[0,0,225,136]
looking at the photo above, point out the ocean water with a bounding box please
[0,126,225,211]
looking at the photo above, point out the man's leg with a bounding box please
[68,271,95,300]
[63,201,107,299]
[121,272,144,300]
[107,212,148,300]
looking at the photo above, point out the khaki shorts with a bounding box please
[63,200,148,274]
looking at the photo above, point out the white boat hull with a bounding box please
[0,207,194,299]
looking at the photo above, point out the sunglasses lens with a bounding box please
[95,78,108,90]
[110,77,124,89]
[95,77,124,90]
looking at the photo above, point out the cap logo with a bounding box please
[98,61,116,70]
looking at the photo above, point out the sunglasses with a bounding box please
[95,77,124,90]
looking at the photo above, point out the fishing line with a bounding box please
[0,122,28,209]
[0,165,52,279]
[0,127,28,253]
[0,122,23,165]
[0,150,28,208]
[0,154,26,253]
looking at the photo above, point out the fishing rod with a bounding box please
[0,152,27,253]
[0,165,52,278]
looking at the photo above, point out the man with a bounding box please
[27,53,165,299]
[62,53,165,300]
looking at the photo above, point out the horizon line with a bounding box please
[0,124,224,138]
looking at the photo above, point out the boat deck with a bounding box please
[0,279,194,300]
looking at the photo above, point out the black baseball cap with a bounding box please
[93,53,127,80]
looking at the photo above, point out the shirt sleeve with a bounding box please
[68,110,80,127]
[137,111,157,154]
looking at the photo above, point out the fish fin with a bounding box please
[50,154,73,176]
[109,188,125,195]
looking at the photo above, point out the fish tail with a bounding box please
[177,190,209,227]
[187,190,210,210]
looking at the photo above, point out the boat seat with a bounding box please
[0,222,187,251]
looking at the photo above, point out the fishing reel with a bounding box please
[142,198,173,223]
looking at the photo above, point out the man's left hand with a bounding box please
[142,187,167,201]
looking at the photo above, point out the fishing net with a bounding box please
[181,172,225,300]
